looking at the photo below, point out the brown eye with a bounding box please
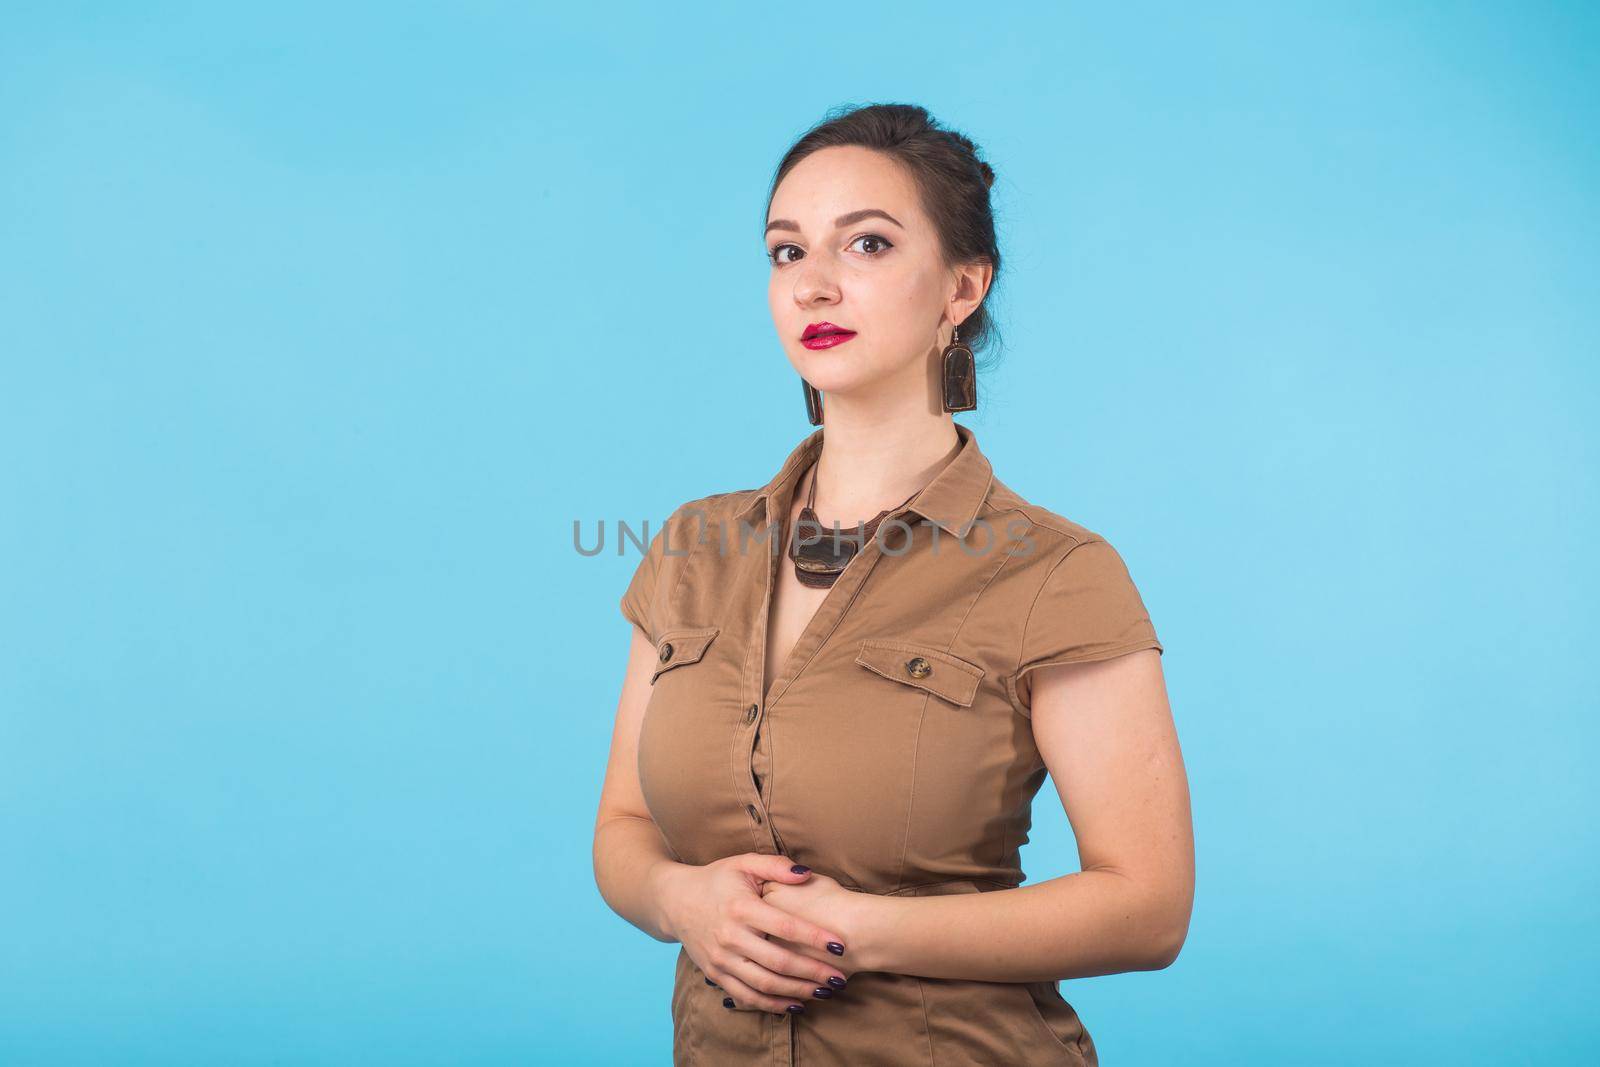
[850,234,894,256]
[768,244,802,266]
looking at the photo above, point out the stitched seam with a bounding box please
[917,977,935,1066]
[892,687,933,894]
[649,629,718,682]
[738,536,770,854]
[944,518,1030,659]
[1014,635,1164,677]
[766,528,882,709]
[855,656,976,707]
[948,516,1036,867]
[659,505,701,608]
[1009,534,1094,716]
[729,695,760,852]
[857,641,985,678]
[738,548,775,854]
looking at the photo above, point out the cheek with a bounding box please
[860,264,940,338]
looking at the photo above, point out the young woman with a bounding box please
[593,103,1194,1066]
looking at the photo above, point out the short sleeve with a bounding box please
[618,515,670,645]
[1007,538,1163,716]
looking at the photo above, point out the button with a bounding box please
[659,642,673,662]
[746,803,763,824]
[744,703,758,724]
[906,656,932,678]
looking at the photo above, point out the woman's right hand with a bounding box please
[654,853,851,1015]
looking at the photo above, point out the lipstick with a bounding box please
[802,321,857,350]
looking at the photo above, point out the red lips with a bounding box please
[802,321,854,340]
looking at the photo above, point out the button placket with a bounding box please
[737,527,781,854]
[746,702,774,834]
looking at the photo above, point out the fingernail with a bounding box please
[791,864,810,874]
[723,997,735,1009]
[812,987,833,999]
[827,975,847,989]
[826,942,845,956]
[704,977,717,987]
[786,1003,806,1014]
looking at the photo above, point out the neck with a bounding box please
[806,406,962,526]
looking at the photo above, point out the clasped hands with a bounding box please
[657,852,874,1016]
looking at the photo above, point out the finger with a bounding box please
[731,929,847,997]
[768,934,857,985]
[738,853,814,886]
[744,897,848,958]
[723,952,817,1008]
[713,962,806,1016]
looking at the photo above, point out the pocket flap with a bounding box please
[651,626,720,683]
[854,640,985,707]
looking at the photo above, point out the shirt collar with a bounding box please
[735,422,995,538]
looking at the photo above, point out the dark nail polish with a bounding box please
[827,975,847,989]
[791,864,810,874]
[812,987,833,999]
[723,996,735,1009]
[704,977,716,986]
[786,1003,806,1014]
[826,942,845,956]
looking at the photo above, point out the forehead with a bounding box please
[767,145,925,230]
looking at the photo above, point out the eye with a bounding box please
[850,233,894,256]
[766,233,895,268]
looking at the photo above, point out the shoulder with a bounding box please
[981,473,1117,566]
[656,487,765,542]
[665,487,760,522]
[645,486,775,566]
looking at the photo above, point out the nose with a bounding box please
[791,257,840,307]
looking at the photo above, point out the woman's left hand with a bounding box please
[759,869,877,977]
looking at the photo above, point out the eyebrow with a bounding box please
[764,208,904,237]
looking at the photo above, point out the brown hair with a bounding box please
[765,102,1004,364]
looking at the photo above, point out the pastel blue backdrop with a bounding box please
[2,3,1594,1064]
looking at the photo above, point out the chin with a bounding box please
[793,354,883,391]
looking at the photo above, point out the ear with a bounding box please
[948,259,994,327]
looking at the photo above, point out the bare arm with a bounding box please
[591,627,685,942]
[845,648,1194,982]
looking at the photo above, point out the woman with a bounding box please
[593,103,1194,1066]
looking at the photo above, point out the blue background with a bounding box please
[2,2,1595,1063]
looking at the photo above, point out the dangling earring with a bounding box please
[941,325,977,413]
[802,378,824,425]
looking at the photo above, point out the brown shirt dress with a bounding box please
[619,422,1163,1066]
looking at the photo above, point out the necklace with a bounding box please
[786,461,921,589]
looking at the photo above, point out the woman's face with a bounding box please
[765,145,966,406]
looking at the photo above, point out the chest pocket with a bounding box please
[651,626,720,684]
[854,639,986,707]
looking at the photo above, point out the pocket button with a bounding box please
[659,643,674,662]
[905,656,932,679]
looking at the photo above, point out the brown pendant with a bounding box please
[787,464,917,588]
[789,508,891,588]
